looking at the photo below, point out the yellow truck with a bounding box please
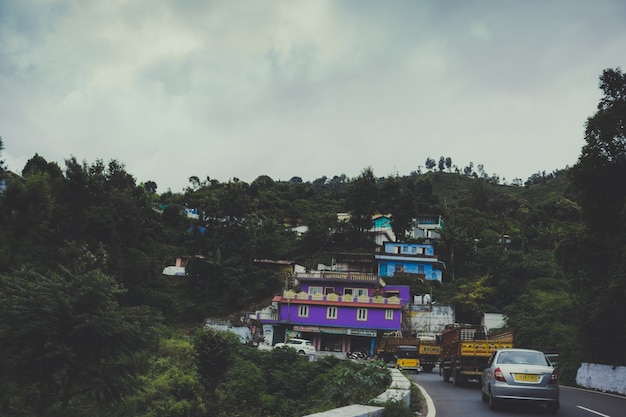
[376,336,420,363]
[376,335,441,372]
[418,341,441,373]
[440,324,514,386]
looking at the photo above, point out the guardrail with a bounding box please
[282,289,402,305]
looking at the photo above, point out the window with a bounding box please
[298,305,309,317]
[308,286,322,295]
[385,309,394,320]
[344,288,353,296]
[324,287,335,295]
[355,288,368,297]
[357,308,367,321]
[327,306,338,319]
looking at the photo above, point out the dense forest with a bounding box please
[0,67,624,416]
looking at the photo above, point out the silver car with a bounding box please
[481,348,560,413]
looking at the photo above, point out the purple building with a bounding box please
[259,271,411,356]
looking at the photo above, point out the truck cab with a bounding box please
[395,345,421,373]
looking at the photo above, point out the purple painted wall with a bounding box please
[279,302,401,330]
[382,285,411,301]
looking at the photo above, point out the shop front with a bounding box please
[292,325,378,355]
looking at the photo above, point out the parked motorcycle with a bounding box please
[346,350,368,360]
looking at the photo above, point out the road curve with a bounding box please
[411,366,626,417]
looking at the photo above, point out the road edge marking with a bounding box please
[562,385,626,400]
[413,381,435,417]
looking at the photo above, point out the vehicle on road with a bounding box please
[418,340,441,372]
[376,333,440,371]
[395,345,421,373]
[274,338,316,355]
[440,323,514,385]
[481,348,560,414]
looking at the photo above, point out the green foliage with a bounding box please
[316,359,391,407]
[202,347,391,417]
[116,331,207,417]
[193,327,241,399]
[562,67,626,366]
[0,267,158,416]
[378,381,422,417]
[215,359,265,415]
[0,136,5,172]
[346,167,379,231]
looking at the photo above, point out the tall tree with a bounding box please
[0,136,5,172]
[562,67,626,365]
[346,167,379,231]
[379,176,416,238]
[194,328,240,401]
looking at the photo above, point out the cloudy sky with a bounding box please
[1,1,624,192]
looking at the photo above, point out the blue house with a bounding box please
[375,242,443,282]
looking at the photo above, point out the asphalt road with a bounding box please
[411,366,626,417]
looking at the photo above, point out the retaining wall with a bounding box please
[576,363,626,395]
[302,368,411,417]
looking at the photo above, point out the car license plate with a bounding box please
[514,373,540,382]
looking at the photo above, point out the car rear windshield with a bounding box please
[497,351,549,366]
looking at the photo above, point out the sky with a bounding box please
[1,1,625,193]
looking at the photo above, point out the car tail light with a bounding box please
[494,367,506,382]
[549,370,559,385]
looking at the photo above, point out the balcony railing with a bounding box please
[282,289,402,305]
[294,272,380,282]
[251,310,279,321]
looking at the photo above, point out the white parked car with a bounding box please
[274,338,316,355]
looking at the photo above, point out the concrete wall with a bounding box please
[409,304,455,334]
[303,368,411,417]
[576,363,626,395]
[303,405,383,417]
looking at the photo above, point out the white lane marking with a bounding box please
[577,405,610,417]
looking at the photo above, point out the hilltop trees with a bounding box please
[0,136,5,172]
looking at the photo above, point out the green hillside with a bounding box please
[0,66,624,416]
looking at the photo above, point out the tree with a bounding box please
[0,136,6,172]
[143,180,157,194]
[438,156,445,171]
[0,267,158,415]
[345,167,378,231]
[563,67,626,365]
[193,328,240,400]
[22,154,63,179]
[424,157,436,171]
[570,67,626,232]
[379,176,416,238]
